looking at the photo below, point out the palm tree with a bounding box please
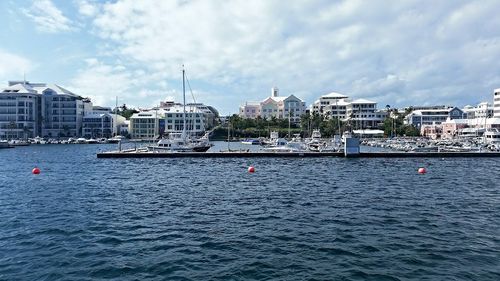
[8,121,16,140]
[62,125,70,138]
[22,126,31,141]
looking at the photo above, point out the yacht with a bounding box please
[483,129,500,144]
[149,132,212,152]
[306,129,324,151]
[148,67,212,153]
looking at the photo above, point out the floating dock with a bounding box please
[97,151,500,158]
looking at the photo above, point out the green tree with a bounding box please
[8,121,16,140]
[22,126,31,140]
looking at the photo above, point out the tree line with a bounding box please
[211,111,419,140]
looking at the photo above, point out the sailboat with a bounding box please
[148,66,212,152]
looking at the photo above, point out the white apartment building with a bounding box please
[0,83,40,139]
[463,102,493,119]
[0,81,86,139]
[239,87,307,123]
[310,92,386,128]
[310,92,349,118]
[494,88,500,117]
[129,110,164,139]
[347,99,385,128]
[163,103,215,135]
[404,106,464,127]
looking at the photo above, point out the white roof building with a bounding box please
[310,92,385,129]
[494,88,500,117]
[239,87,307,123]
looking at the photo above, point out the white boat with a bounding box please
[31,136,47,144]
[8,140,30,146]
[148,67,212,153]
[241,139,261,145]
[75,138,87,144]
[149,132,212,152]
[86,138,99,144]
[307,129,325,151]
[0,140,13,149]
[107,135,126,143]
[262,142,307,152]
[483,129,500,144]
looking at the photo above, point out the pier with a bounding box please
[96,151,500,158]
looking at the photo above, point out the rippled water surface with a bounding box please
[1,144,499,280]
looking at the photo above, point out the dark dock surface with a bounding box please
[97,151,500,158]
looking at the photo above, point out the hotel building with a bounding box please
[310,92,386,129]
[163,103,216,135]
[404,106,464,127]
[494,88,500,117]
[239,87,307,123]
[0,82,41,139]
[0,81,85,139]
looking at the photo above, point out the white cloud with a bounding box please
[68,58,174,108]
[75,0,500,113]
[0,50,33,82]
[23,0,74,33]
[69,59,136,106]
[75,0,99,17]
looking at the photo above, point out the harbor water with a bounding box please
[0,143,499,280]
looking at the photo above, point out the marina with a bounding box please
[97,150,500,158]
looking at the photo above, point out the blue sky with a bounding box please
[1,0,499,115]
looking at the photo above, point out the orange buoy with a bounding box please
[418,167,426,174]
[248,166,255,173]
[32,167,41,175]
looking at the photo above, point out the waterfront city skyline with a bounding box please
[1,0,499,115]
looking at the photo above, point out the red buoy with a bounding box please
[32,167,41,175]
[418,167,426,174]
[248,166,255,173]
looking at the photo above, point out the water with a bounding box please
[0,143,499,280]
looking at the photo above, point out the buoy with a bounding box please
[248,166,255,173]
[418,167,426,174]
[32,167,41,175]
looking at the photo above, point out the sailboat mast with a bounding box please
[182,66,187,140]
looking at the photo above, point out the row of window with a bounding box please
[166,113,201,118]
[166,125,202,130]
[51,110,77,115]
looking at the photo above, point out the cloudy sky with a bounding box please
[1,0,499,114]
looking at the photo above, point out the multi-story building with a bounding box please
[346,99,385,128]
[463,102,493,119]
[310,92,386,129]
[163,103,216,135]
[0,82,41,139]
[129,110,165,139]
[494,88,500,117]
[82,113,114,139]
[239,87,307,123]
[82,113,126,139]
[33,82,85,138]
[404,106,464,127]
[310,92,349,118]
[239,102,261,119]
[0,81,86,139]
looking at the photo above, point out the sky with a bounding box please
[0,0,499,115]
